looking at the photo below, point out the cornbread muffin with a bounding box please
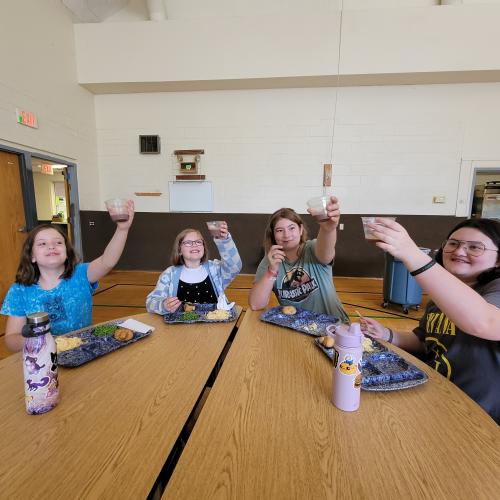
[114,327,134,342]
[184,302,196,312]
[281,305,297,315]
[321,336,335,348]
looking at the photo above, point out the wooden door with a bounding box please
[0,151,27,303]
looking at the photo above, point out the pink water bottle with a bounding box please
[22,312,59,415]
[332,322,363,412]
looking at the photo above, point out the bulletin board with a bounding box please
[169,181,213,212]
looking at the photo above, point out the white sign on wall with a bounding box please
[169,181,213,212]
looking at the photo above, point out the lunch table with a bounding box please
[163,309,500,499]
[0,310,241,499]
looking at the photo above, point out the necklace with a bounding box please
[281,255,304,274]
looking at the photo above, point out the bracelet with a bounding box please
[410,259,436,277]
[266,268,278,281]
[267,267,278,277]
[386,328,394,344]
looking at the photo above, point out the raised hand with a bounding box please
[323,196,340,228]
[368,218,426,269]
[218,221,229,239]
[309,195,340,230]
[116,200,135,230]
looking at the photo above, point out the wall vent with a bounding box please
[139,135,161,154]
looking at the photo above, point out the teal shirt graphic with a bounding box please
[255,240,348,323]
[1,263,98,335]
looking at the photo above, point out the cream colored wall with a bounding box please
[75,13,341,85]
[3,1,498,216]
[75,7,500,86]
[94,82,500,215]
[106,0,500,23]
[0,0,99,210]
[86,1,500,215]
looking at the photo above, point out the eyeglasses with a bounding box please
[181,239,204,247]
[441,239,498,257]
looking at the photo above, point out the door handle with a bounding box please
[17,226,28,233]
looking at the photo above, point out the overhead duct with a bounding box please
[146,0,167,21]
[61,0,130,23]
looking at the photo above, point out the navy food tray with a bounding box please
[314,338,428,391]
[260,306,339,337]
[163,303,237,324]
[57,321,152,368]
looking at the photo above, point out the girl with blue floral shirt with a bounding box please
[1,201,135,351]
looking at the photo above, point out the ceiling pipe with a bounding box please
[146,0,167,21]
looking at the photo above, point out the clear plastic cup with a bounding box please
[206,221,223,238]
[105,198,129,223]
[307,196,329,222]
[361,216,396,240]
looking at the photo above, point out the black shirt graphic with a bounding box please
[413,278,500,424]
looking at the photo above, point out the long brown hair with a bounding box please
[263,208,309,256]
[15,224,78,285]
[170,228,209,266]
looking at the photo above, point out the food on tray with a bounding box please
[206,309,230,321]
[260,306,339,338]
[55,336,83,353]
[114,327,134,342]
[362,336,376,353]
[303,322,319,333]
[93,324,118,337]
[179,311,200,321]
[281,305,297,315]
[320,336,335,348]
[183,302,196,312]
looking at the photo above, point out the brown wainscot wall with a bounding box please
[80,212,465,278]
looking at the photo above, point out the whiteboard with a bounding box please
[169,181,213,212]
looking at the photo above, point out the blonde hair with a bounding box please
[263,208,309,255]
[170,228,209,266]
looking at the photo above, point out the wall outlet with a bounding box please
[339,223,344,230]
[433,196,446,204]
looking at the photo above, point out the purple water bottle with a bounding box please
[22,312,59,415]
[332,322,363,412]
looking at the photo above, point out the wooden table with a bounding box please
[0,311,240,499]
[164,310,500,499]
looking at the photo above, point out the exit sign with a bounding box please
[41,164,53,175]
[16,108,38,128]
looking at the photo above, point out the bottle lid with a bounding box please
[26,312,50,325]
[334,322,363,348]
[23,312,51,338]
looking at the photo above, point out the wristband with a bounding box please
[386,328,394,344]
[266,268,278,281]
[410,259,436,277]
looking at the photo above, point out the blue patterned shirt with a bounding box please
[1,263,98,335]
